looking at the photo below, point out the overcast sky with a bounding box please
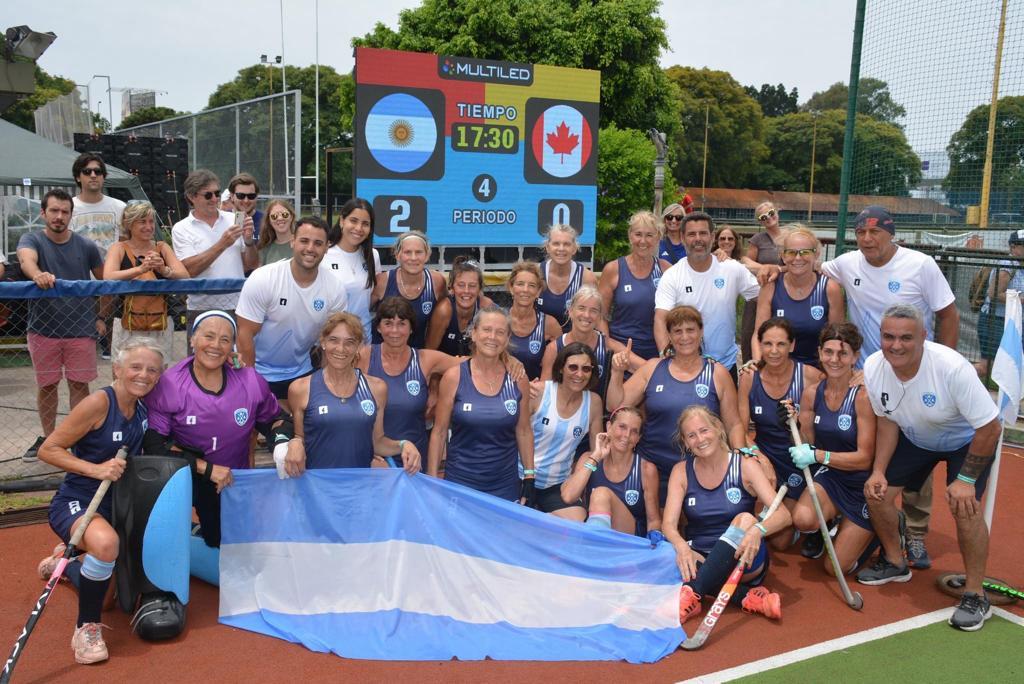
[12,0,856,127]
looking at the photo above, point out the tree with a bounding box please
[0,65,75,132]
[944,96,1024,210]
[744,83,799,117]
[90,112,111,134]
[664,66,768,189]
[117,106,184,131]
[801,78,906,126]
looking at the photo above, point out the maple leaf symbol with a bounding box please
[546,121,579,162]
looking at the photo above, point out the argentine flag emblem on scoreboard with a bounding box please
[531,104,593,178]
[220,470,683,662]
[365,93,438,173]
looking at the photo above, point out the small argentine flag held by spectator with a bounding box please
[987,289,1024,528]
[219,470,684,662]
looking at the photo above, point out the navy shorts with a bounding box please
[48,491,112,544]
[766,452,807,500]
[812,466,872,531]
[886,431,991,499]
[266,369,313,401]
[532,482,582,513]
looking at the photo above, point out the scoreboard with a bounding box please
[354,48,600,246]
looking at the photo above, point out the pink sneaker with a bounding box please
[679,585,703,624]
[37,543,67,581]
[741,586,782,620]
[71,623,109,664]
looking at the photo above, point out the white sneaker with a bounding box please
[71,623,109,664]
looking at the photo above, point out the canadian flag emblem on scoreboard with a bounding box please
[532,105,593,178]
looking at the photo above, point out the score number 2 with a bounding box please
[372,195,428,238]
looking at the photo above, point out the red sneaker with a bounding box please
[741,586,782,620]
[679,585,702,624]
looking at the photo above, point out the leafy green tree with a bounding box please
[664,66,767,189]
[744,83,799,117]
[91,112,111,134]
[117,106,183,131]
[801,77,906,126]
[850,114,921,195]
[0,65,75,132]
[944,96,1024,210]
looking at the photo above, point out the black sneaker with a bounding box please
[22,435,45,463]
[856,556,912,585]
[801,532,825,559]
[949,591,992,631]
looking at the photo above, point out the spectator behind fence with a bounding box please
[256,199,296,266]
[103,201,189,363]
[172,169,257,341]
[16,188,106,463]
[228,172,264,241]
[975,229,1024,378]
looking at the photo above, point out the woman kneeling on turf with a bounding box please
[37,338,164,665]
[663,406,791,624]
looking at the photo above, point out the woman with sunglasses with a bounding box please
[752,226,843,368]
[426,255,494,356]
[255,200,296,266]
[599,210,672,361]
[373,230,447,349]
[537,224,598,332]
[739,201,786,362]
[715,225,744,261]
[323,198,381,341]
[658,203,687,264]
[507,261,562,380]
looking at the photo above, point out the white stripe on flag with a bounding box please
[992,289,1024,425]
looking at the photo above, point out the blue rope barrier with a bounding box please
[0,279,246,299]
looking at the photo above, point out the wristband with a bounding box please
[523,469,536,476]
[754,522,769,536]
[823,450,831,465]
[956,473,977,485]
[398,439,407,452]
[739,446,760,457]
[583,461,598,473]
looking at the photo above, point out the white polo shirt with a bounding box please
[172,210,247,311]
[654,256,759,368]
[864,341,997,452]
[235,259,348,382]
[322,244,381,340]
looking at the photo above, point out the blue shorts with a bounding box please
[886,431,990,499]
[812,466,872,531]
[48,491,112,544]
[765,452,807,500]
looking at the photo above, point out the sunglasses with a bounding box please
[199,190,222,200]
[565,363,593,373]
[719,236,736,242]
[757,208,777,222]
[783,248,816,258]
[665,215,685,222]
[81,168,105,177]
[234,192,258,200]
[269,211,292,220]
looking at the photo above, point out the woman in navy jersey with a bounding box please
[753,225,843,368]
[507,261,561,380]
[607,306,747,503]
[38,339,163,666]
[426,256,494,356]
[287,312,421,474]
[372,231,447,349]
[658,203,687,264]
[540,285,644,398]
[738,318,823,548]
[560,406,661,538]
[537,224,598,332]
[428,306,536,503]
[598,210,672,360]
[788,322,877,573]
[663,406,791,625]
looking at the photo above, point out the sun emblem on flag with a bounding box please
[388,120,414,147]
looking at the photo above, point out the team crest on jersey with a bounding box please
[696,383,710,399]
[234,408,249,426]
[810,305,825,321]
[624,284,632,293]
[714,277,725,289]
[597,365,604,377]
[625,489,640,506]
[141,418,148,430]
[922,392,937,407]
[529,340,542,354]
[422,301,433,315]
[406,380,421,396]
[862,503,870,519]
[888,280,901,293]
[360,399,376,416]
[787,473,804,488]
[504,399,518,416]
[653,277,661,287]
[313,298,325,312]
[838,414,853,431]
[573,426,584,439]
[726,487,742,505]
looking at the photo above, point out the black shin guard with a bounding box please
[690,539,740,597]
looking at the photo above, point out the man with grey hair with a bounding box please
[171,169,258,340]
[857,304,1000,631]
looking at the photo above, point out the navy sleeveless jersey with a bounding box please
[537,260,584,332]
[609,256,663,360]
[750,363,805,493]
[590,452,648,536]
[445,362,523,500]
[812,384,868,487]
[438,295,476,357]
[683,451,756,554]
[510,310,547,380]
[658,237,686,264]
[368,344,429,456]
[555,332,609,397]
[638,358,720,479]
[376,269,438,349]
[770,274,829,367]
[304,369,377,469]
[60,386,147,503]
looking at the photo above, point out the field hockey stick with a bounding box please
[1,447,128,684]
[681,484,789,651]
[788,417,864,611]
[936,572,1023,605]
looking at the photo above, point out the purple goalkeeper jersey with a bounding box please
[144,357,280,470]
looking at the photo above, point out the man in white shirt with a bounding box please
[235,216,347,411]
[857,305,999,632]
[654,211,759,380]
[172,169,258,341]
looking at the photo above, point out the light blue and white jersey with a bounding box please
[527,380,591,488]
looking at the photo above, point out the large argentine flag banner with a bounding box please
[219,469,683,662]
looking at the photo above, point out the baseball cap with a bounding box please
[855,205,895,234]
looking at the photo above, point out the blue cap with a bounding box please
[855,205,895,234]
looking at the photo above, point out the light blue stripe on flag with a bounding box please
[993,289,1024,425]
